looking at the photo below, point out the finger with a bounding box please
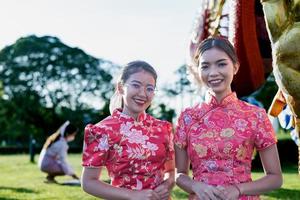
[203,188,219,200]
[213,187,226,199]
[195,191,207,200]
[152,191,161,200]
[160,192,170,200]
[157,191,169,200]
[144,190,156,200]
[154,185,165,193]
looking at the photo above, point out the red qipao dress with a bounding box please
[82,109,174,190]
[174,92,277,200]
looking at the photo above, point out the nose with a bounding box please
[138,86,148,97]
[208,65,219,77]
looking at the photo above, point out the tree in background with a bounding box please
[0,35,117,147]
[162,64,198,112]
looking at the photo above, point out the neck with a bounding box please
[122,108,140,121]
[211,90,232,103]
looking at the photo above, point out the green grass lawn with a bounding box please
[0,154,299,200]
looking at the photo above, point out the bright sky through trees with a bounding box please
[0,0,200,86]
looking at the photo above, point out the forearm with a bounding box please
[237,173,282,196]
[237,145,283,196]
[175,173,196,194]
[82,178,133,200]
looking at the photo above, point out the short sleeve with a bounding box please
[82,124,111,167]
[165,122,174,161]
[174,111,192,149]
[254,109,277,150]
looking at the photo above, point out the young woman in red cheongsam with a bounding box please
[81,61,175,200]
[175,37,282,200]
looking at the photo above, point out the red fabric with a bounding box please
[175,92,276,200]
[82,109,174,190]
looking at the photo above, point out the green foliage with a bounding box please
[0,81,3,97]
[147,103,176,122]
[0,35,118,146]
[246,73,278,109]
[0,35,115,107]
[163,64,194,97]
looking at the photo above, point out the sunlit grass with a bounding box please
[0,154,299,199]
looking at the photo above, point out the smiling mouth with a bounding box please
[208,79,223,85]
[133,98,146,105]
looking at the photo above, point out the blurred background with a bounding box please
[0,0,201,151]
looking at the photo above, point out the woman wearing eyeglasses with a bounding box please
[81,61,175,200]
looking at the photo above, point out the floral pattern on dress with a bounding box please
[174,92,276,200]
[82,109,174,190]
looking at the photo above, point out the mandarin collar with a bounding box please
[205,91,238,107]
[112,108,147,122]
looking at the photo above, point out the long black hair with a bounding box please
[42,123,78,149]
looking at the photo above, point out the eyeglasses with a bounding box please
[124,83,157,96]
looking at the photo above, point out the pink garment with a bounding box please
[38,137,74,175]
[82,109,174,190]
[174,92,277,200]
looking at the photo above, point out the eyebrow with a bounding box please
[130,80,155,87]
[130,80,142,84]
[201,58,228,65]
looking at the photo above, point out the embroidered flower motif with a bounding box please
[200,131,215,139]
[250,118,257,130]
[124,175,130,182]
[142,142,158,156]
[234,119,248,131]
[205,160,218,172]
[193,144,208,157]
[183,114,192,125]
[113,144,123,156]
[123,128,149,145]
[126,147,146,160]
[220,128,235,138]
[120,122,133,136]
[97,134,109,151]
[132,179,143,190]
[87,128,97,144]
[236,145,247,160]
[223,142,233,154]
[210,111,230,127]
[83,110,174,190]
[128,130,149,144]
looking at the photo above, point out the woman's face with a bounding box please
[119,70,156,119]
[198,47,239,99]
[66,132,76,142]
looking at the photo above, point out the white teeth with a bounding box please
[209,80,222,84]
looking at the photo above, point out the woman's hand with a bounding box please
[129,189,160,200]
[154,179,174,200]
[220,185,240,200]
[191,182,224,200]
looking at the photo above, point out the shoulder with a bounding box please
[85,115,121,136]
[50,138,67,149]
[182,104,201,115]
[238,99,266,112]
[237,99,269,120]
[177,103,204,125]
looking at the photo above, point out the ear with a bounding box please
[117,82,124,95]
[233,62,240,75]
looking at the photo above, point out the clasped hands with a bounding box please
[129,179,173,200]
[190,181,240,200]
